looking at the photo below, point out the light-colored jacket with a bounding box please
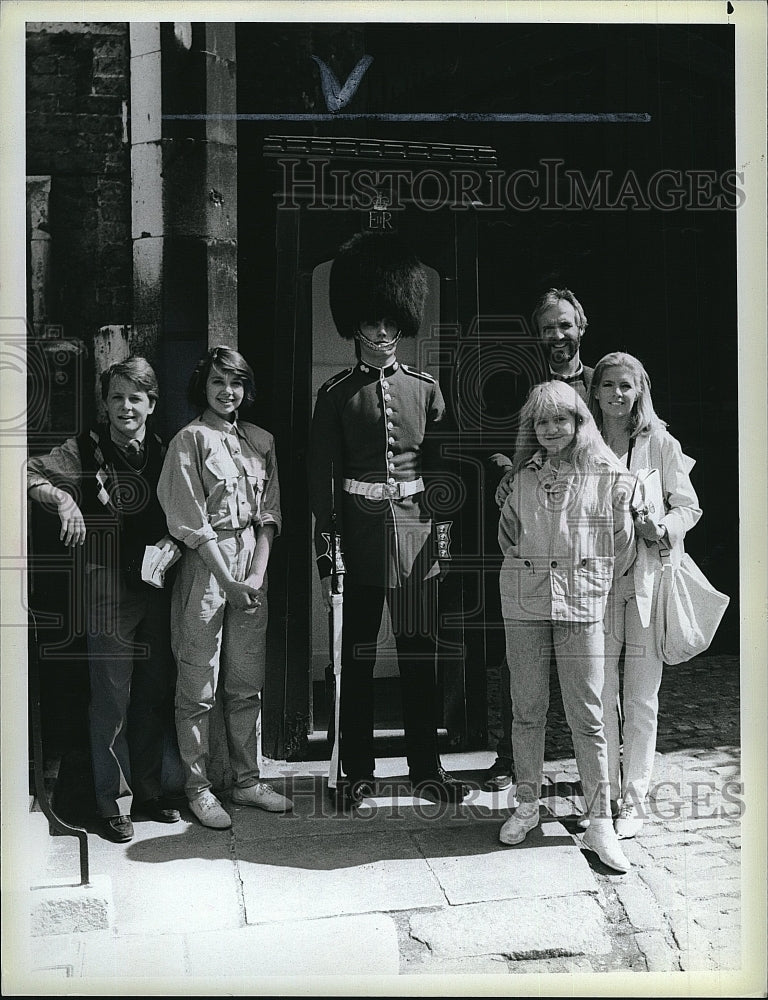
[158,409,282,550]
[629,427,702,627]
[498,451,636,623]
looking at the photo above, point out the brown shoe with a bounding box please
[104,815,134,843]
[140,797,181,823]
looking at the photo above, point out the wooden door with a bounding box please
[260,136,493,761]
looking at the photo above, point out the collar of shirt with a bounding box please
[357,360,400,378]
[549,363,585,383]
[109,424,146,454]
[201,408,242,437]
[526,449,574,479]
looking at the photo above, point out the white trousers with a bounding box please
[602,571,663,804]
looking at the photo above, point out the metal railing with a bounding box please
[28,610,90,886]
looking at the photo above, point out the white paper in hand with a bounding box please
[141,545,166,588]
[635,468,664,518]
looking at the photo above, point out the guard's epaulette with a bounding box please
[400,363,436,384]
[322,367,355,392]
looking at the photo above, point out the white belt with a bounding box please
[343,477,424,501]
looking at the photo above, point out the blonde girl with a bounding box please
[498,380,635,872]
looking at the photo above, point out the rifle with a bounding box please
[326,471,345,792]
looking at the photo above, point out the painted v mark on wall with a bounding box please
[311,55,373,113]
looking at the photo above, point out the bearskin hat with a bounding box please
[328,231,428,340]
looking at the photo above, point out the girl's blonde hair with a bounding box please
[513,380,625,474]
[588,351,667,439]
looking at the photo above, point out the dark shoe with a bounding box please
[140,796,181,823]
[343,776,376,807]
[104,815,134,843]
[411,767,468,803]
[483,756,515,791]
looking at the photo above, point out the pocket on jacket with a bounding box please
[204,450,239,482]
[241,454,265,490]
[499,556,536,597]
[575,556,613,596]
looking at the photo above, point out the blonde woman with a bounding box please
[589,352,701,839]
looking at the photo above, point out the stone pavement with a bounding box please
[7,655,766,995]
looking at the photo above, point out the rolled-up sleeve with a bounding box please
[27,437,82,493]
[157,430,218,549]
[258,433,282,535]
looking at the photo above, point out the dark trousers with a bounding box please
[340,576,441,780]
[86,568,177,817]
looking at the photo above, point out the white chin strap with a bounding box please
[355,330,402,354]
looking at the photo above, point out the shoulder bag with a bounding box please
[654,545,730,664]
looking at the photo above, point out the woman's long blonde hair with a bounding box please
[512,380,626,474]
[588,351,667,439]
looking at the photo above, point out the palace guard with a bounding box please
[309,231,466,807]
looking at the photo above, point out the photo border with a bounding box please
[1,1,765,996]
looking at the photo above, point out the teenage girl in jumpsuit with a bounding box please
[158,346,293,829]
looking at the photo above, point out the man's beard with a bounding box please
[548,338,580,367]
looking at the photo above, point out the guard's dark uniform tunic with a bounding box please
[309,357,451,781]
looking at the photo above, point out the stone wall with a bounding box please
[26,22,132,383]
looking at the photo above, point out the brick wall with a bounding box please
[26,23,132,352]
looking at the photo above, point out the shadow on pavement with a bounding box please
[122,780,577,869]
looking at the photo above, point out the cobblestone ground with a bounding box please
[399,655,744,976]
[533,743,743,975]
[543,654,740,760]
[537,654,742,974]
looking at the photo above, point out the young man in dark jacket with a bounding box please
[28,357,181,842]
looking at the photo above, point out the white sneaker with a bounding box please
[614,801,644,840]
[189,789,232,829]
[231,782,293,813]
[499,802,540,845]
[576,799,620,831]
[582,818,631,872]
